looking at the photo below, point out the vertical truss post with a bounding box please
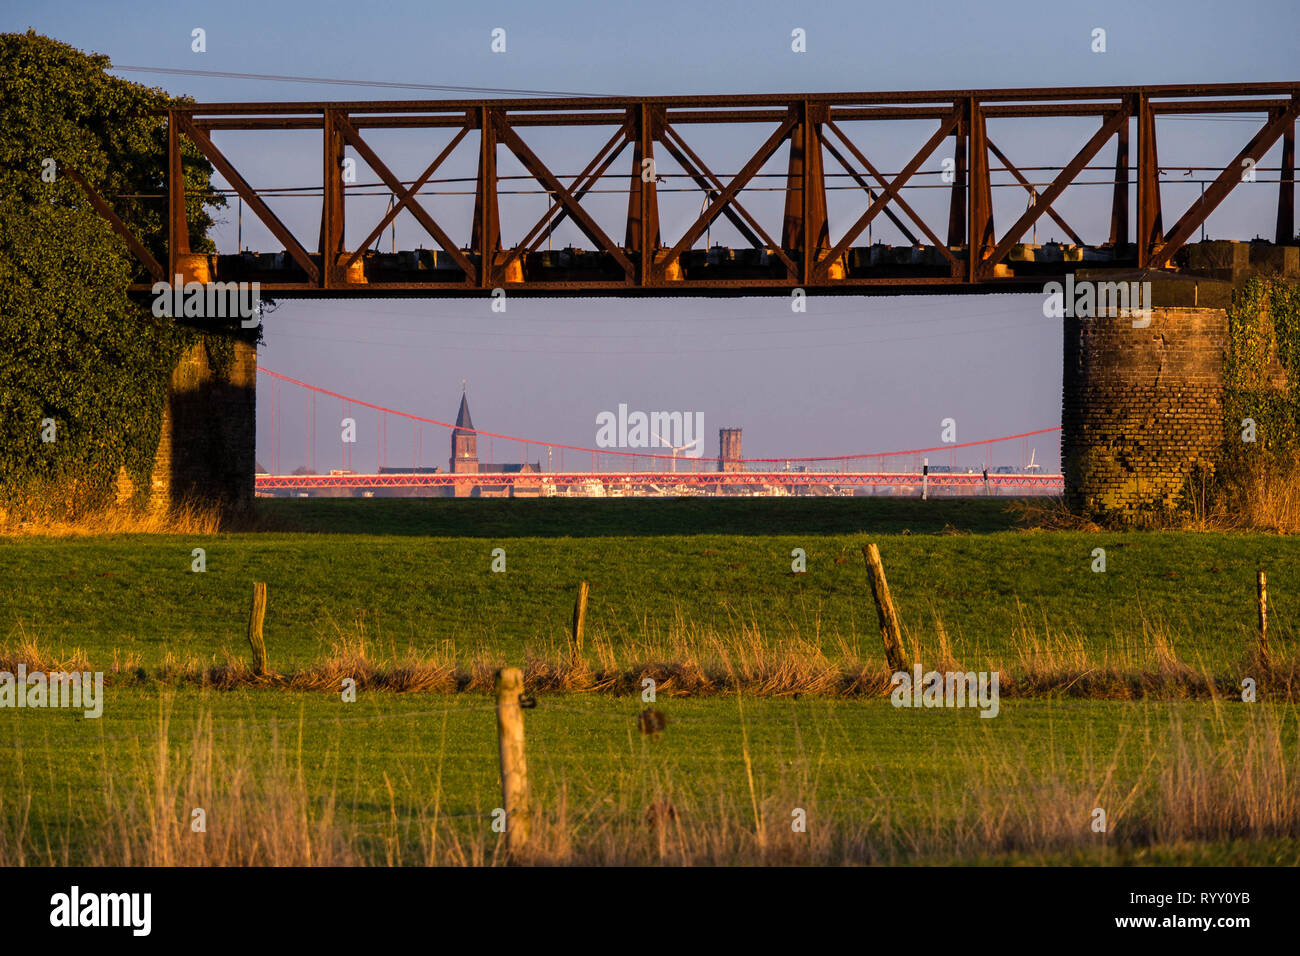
[626,103,660,284]
[806,104,830,280]
[783,103,805,267]
[1137,93,1164,268]
[947,109,968,254]
[967,98,993,282]
[1109,105,1130,248]
[167,110,190,280]
[320,108,345,289]
[784,101,829,283]
[789,102,808,274]
[473,106,501,289]
[1278,110,1295,245]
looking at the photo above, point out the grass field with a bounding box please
[2,497,1298,865]
[2,498,1295,673]
[4,689,1298,865]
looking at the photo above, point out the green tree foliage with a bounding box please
[0,30,227,512]
[1223,277,1300,462]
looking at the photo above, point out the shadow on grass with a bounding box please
[255,496,1030,538]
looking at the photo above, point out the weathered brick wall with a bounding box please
[1062,308,1228,518]
[150,338,256,512]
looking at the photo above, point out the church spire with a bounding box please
[455,391,473,430]
[450,388,478,475]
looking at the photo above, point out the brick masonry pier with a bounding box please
[1062,307,1228,518]
[150,338,257,512]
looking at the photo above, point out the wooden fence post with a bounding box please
[571,581,589,663]
[248,581,268,675]
[495,666,530,856]
[862,544,909,673]
[1257,569,1271,665]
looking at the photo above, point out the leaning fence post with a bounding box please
[248,581,269,675]
[495,666,530,856]
[571,581,589,663]
[1257,569,1271,666]
[862,544,910,673]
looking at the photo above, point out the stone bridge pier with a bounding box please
[1062,245,1297,520]
[149,336,257,513]
[1062,306,1229,517]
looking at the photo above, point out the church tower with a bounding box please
[450,390,479,474]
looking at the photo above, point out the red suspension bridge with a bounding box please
[256,367,1063,497]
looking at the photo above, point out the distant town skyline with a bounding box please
[256,293,1062,475]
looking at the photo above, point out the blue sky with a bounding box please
[6,0,1297,472]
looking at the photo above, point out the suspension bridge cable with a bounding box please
[257,365,1058,465]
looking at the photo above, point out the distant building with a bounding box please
[718,427,743,473]
[450,392,479,474]
[447,390,539,496]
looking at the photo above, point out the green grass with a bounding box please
[4,685,1298,865]
[1,498,1295,672]
[4,498,1299,865]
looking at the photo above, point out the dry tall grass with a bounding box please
[1014,454,1300,533]
[1204,454,1300,534]
[4,606,1295,701]
[0,494,225,537]
[1,702,359,866]
[1007,496,1102,532]
[3,697,1297,866]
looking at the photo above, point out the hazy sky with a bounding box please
[7,0,1297,473]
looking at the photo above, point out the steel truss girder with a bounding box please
[105,82,1297,295]
[1150,98,1300,265]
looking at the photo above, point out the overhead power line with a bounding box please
[109,64,615,98]
[106,66,1269,120]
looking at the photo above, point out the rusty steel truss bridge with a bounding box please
[78,81,1298,298]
